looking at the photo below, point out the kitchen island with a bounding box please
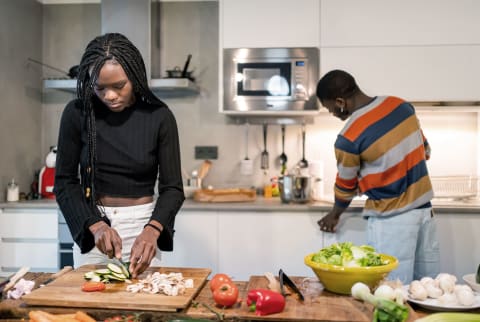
[0,271,458,322]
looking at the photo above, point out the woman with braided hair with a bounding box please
[54,33,185,278]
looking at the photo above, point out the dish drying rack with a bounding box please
[430,176,479,200]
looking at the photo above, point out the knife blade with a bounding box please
[279,269,304,301]
[40,266,73,287]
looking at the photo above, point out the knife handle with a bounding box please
[52,266,73,279]
[2,266,30,293]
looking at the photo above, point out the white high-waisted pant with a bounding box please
[73,201,162,267]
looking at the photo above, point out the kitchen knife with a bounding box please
[1,266,30,294]
[40,266,73,287]
[279,269,304,301]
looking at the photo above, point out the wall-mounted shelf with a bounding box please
[43,78,199,97]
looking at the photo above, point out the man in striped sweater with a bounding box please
[316,70,439,283]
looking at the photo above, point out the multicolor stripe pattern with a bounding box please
[333,96,433,216]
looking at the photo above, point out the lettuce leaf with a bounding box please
[311,242,384,267]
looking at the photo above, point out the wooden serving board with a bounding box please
[243,275,421,322]
[193,188,256,203]
[22,265,211,312]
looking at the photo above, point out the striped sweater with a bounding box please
[333,96,433,216]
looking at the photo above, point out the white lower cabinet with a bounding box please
[0,208,59,276]
[434,212,480,281]
[161,210,219,272]
[217,211,325,280]
[321,211,367,247]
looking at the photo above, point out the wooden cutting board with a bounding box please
[22,265,211,312]
[193,188,256,203]
[243,275,421,322]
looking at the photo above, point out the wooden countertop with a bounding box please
[2,272,469,322]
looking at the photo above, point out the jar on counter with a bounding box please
[6,178,19,202]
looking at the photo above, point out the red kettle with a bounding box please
[39,146,57,199]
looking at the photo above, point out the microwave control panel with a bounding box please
[293,60,308,100]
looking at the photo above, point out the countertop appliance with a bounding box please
[222,47,319,116]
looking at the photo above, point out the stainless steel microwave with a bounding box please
[222,47,319,116]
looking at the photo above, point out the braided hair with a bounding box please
[75,33,163,210]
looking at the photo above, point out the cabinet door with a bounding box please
[0,242,58,274]
[218,211,324,280]
[0,209,58,238]
[321,211,367,247]
[0,209,59,274]
[320,0,480,47]
[221,0,320,48]
[160,210,219,272]
[321,46,480,101]
[434,212,480,280]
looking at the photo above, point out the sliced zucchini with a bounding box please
[89,274,102,282]
[94,268,111,275]
[110,271,127,280]
[107,263,124,275]
[102,274,125,281]
[119,263,131,279]
[84,271,97,280]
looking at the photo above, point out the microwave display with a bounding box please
[223,47,319,115]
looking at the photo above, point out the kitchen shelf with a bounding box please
[43,78,199,96]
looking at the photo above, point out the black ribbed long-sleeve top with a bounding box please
[54,98,185,254]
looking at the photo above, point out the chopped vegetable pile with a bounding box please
[311,242,385,267]
[84,263,130,283]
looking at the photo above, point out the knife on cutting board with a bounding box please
[0,266,30,294]
[279,269,305,301]
[40,266,74,287]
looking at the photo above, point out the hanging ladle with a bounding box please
[279,124,288,174]
[298,123,308,168]
[261,123,269,170]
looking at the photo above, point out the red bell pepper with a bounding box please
[247,289,286,316]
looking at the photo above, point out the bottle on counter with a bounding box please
[6,178,19,202]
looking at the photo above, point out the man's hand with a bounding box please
[318,207,344,233]
[129,221,163,278]
[89,221,122,259]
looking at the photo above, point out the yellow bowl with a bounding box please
[304,253,399,295]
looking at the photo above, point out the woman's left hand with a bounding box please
[129,222,162,278]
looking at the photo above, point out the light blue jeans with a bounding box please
[366,207,440,284]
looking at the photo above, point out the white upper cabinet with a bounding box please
[321,45,480,101]
[319,0,480,102]
[320,0,480,47]
[221,0,320,48]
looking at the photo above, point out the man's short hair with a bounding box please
[316,69,359,102]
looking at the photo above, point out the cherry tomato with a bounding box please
[210,273,233,292]
[212,282,239,307]
[81,281,106,292]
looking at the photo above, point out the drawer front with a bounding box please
[0,241,58,273]
[0,210,58,239]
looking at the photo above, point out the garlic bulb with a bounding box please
[436,273,457,294]
[455,286,475,306]
[374,284,395,300]
[437,292,458,306]
[425,283,443,299]
[409,280,428,301]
